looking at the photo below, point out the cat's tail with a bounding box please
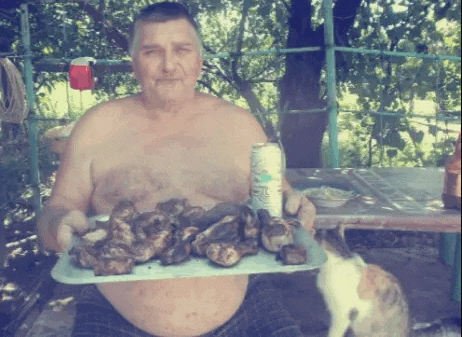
[412,317,461,337]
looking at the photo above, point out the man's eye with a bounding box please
[145,49,161,55]
[177,48,191,54]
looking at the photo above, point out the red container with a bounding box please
[443,133,461,210]
[69,58,96,91]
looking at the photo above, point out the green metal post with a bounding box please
[20,4,42,217]
[439,233,457,267]
[450,234,461,302]
[323,0,339,168]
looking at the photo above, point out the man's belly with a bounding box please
[97,275,249,337]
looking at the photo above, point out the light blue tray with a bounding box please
[51,214,327,285]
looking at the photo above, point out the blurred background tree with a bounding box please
[0,0,460,173]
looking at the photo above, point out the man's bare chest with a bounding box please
[89,118,249,212]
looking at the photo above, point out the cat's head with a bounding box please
[314,225,354,259]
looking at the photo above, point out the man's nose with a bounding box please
[162,51,176,73]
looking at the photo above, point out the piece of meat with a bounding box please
[160,241,192,265]
[239,238,259,256]
[191,215,240,256]
[194,203,242,231]
[205,239,258,267]
[277,244,308,265]
[130,241,157,263]
[99,241,132,260]
[155,198,190,216]
[69,244,100,269]
[178,206,206,228]
[130,211,175,262]
[258,210,295,253]
[160,227,200,265]
[109,200,138,247]
[93,257,134,276]
[111,219,136,247]
[239,205,260,239]
[109,200,138,224]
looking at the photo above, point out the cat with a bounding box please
[314,227,461,337]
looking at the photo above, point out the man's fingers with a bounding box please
[297,197,317,234]
[57,224,73,253]
[285,193,303,215]
[61,210,89,235]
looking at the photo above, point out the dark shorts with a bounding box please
[71,274,304,337]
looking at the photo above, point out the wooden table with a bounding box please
[287,167,461,233]
[288,167,461,302]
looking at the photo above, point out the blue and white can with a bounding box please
[251,142,283,218]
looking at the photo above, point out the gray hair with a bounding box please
[128,2,204,58]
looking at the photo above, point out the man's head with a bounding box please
[129,2,203,57]
[130,2,204,104]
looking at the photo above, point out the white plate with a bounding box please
[51,214,326,285]
[303,186,356,208]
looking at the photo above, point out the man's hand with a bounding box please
[284,190,316,235]
[38,209,89,253]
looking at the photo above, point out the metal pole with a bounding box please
[334,46,462,62]
[20,4,42,217]
[323,0,339,168]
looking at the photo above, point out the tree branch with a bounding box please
[332,0,363,46]
[197,79,222,97]
[231,0,251,81]
[280,0,291,12]
[76,0,129,52]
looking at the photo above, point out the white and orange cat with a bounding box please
[315,227,461,337]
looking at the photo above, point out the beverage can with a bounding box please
[251,142,283,217]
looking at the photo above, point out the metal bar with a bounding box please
[203,46,322,59]
[315,213,462,233]
[341,109,462,121]
[20,4,42,217]
[323,0,339,168]
[334,46,462,62]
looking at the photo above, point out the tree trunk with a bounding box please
[280,0,328,169]
[280,0,363,169]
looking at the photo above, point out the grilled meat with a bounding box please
[239,205,260,239]
[93,257,134,276]
[194,203,242,231]
[70,199,305,276]
[161,227,201,265]
[177,206,206,229]
[258,209,295,252]
[191,215,240,256]
[277,244,308,265]
[205,238,258,267]
[155,198,190,216]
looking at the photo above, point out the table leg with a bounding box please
[0,207,7,268]
[439,233,457,267]
[450,234,461,303]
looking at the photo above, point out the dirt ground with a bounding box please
[8,233,461,337]
[268,245,461,336]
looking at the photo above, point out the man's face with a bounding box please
[131,19,203,103]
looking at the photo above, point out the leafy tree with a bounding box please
[0,0,460,170]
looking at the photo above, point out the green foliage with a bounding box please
[0,0,460,171]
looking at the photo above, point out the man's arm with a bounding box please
[227,106,316,232]
[37,108,100,252]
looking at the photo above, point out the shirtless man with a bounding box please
[38,3,316,337]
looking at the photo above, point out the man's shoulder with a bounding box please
[198,93,253,118]
[69,96,134,143]
[197,93,267,142]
